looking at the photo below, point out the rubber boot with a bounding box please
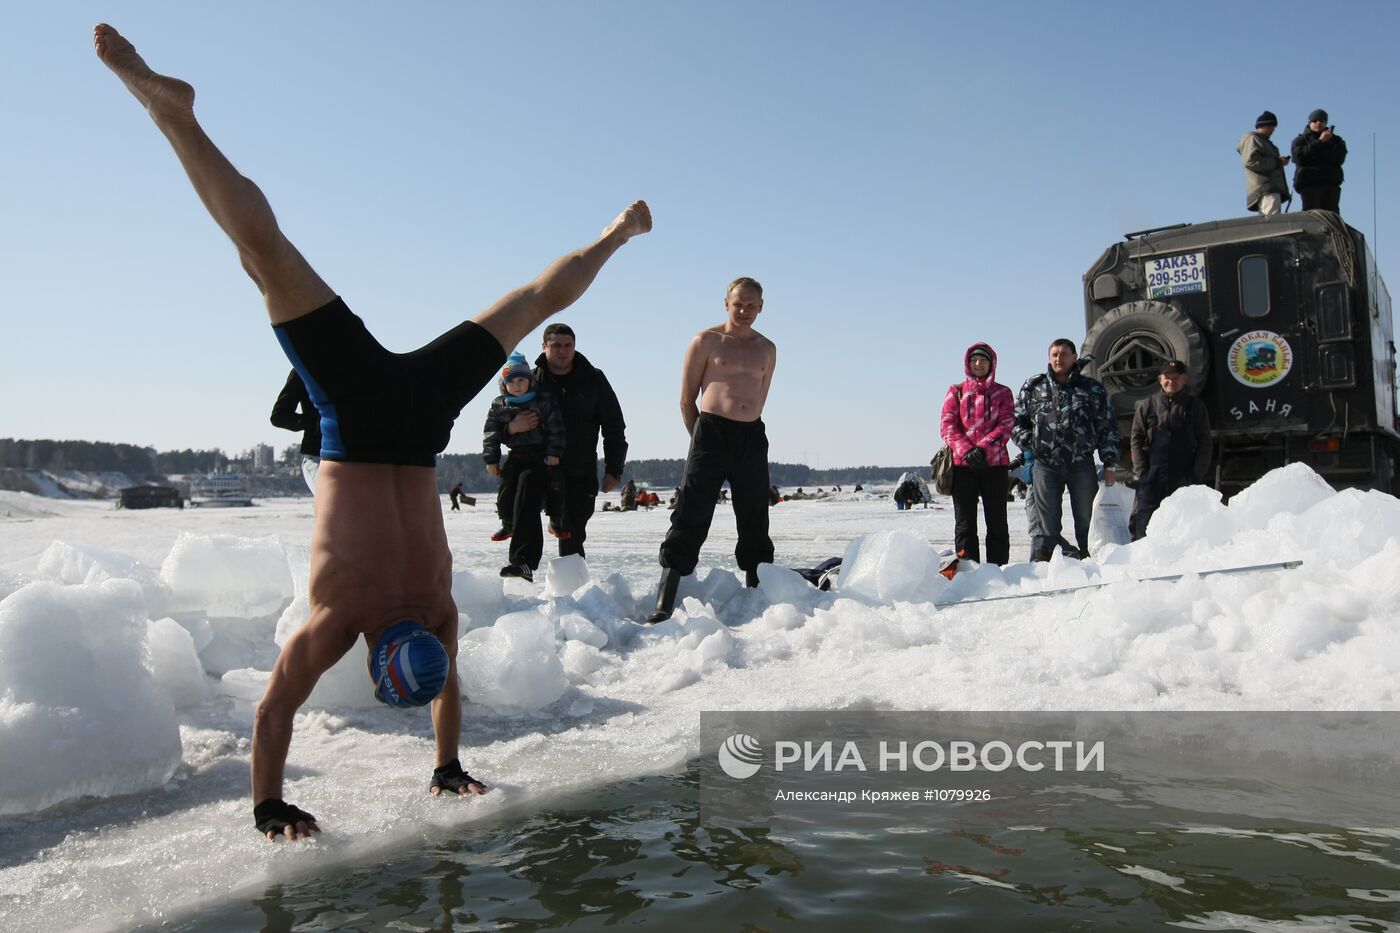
[745,566,760,588]
[645,568,681,624]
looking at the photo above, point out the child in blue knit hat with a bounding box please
[483,351,568,581]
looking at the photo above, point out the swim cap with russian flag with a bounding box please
[368,621,449,708]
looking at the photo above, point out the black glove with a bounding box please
[963,447,987,469]
[430,758,487,796]
[253,797,319,839]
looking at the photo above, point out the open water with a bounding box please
[149,759,1400,932]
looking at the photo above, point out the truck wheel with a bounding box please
[1083,301,1209,416]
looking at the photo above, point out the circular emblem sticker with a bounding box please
[1227,330,1293,387]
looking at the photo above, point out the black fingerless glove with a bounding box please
[430,758,486,795]
[253,798,318,837]
[963,447,987,469]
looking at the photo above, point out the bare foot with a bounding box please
[93,24,195,117]
[602,200,653,242]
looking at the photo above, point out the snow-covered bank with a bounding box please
[1,465,1398,931]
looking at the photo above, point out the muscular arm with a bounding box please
[679,334,708,435]
[759,340,777,408]
[251,610,356,808]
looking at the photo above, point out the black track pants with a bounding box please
[658,413,774,576]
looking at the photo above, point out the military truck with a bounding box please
[1081,211,1398,498]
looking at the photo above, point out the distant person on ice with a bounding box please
[1238,110,1290,216]
[1129,360,1211,540]
[939,343,1014,565]
[483,352,569,582]
[645,277,776,624]
[269,369,322,493]
[448,482,465,511]
[93,23,652,840]
[1013,338,1118,562]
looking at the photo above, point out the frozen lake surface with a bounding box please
[2,465,1399,930]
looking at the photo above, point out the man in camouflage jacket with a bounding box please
[1012,338,1119,561]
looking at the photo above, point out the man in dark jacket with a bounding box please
[1012,338,1119,561]
[1129,360,1212,540]
[270,369,322,494]
[1291,109,1347,213]
[501,323,627,558]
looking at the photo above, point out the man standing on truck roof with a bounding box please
[1291,109,1347,214]
[1129,360,1212,540]
[1013,339,1119,562]
[1238,111,1291,217]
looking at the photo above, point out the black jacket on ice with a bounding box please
[533,351,628,490]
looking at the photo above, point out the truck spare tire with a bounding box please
[1082,301,1209,416]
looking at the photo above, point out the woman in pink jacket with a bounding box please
[939,343,1015,564]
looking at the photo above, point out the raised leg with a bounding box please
[473,202,652,351]
[94,24,334,324]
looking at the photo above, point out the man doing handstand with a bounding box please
[94,24,652,840]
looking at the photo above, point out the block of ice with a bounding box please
[452,568,507,631]
[459,611,567,711]
[146,617,208,708]
[0,580,180,815]
[37,540,149,587]
[1141,485,1232,561]
[561,640,608,682]
[1228,463,1335,530]
[1295,488,1400,562]
[839,530,939,603]
[559,611,608,648]
[755,563,818,607]
[659,567,745,615]
[545,555,590,597]
[159,533,293,618]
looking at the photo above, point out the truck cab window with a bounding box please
[1240,255,1271,318]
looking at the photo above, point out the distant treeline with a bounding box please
[443,457,930,492]
[623,459,930,489]
[0,438,231,475]
[1,438,925,492]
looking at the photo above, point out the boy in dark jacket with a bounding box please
[483,352,568,581]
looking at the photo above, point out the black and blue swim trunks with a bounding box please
[274,297,506,467]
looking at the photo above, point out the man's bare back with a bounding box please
[310,463,454,642]
[681,283,776,431]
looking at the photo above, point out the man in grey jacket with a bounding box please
[1238,111,1291,216]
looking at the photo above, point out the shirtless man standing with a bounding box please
[645,278,777,623]
[93,24,652,839]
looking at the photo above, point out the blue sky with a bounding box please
[4,1,1398,468]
